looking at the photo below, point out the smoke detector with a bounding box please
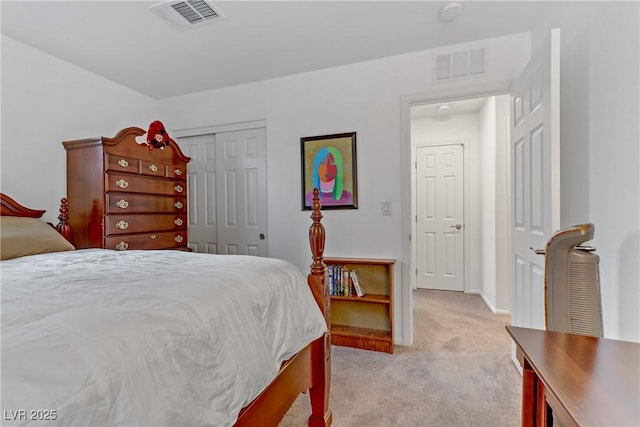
[439,2,463,22]
[151,0,225,31]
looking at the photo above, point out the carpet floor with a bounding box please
[279,289,522,427]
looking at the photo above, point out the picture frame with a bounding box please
[301,132,358,210]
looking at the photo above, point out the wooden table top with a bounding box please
[506,326,640,427]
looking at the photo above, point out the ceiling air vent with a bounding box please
[150,0,224,31]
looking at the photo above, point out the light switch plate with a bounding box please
[381,201,391,215]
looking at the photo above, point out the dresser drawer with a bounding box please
[105,154,139,174]
[167,164,187,179]
[106,193,186,214]
[105,231,187,251]
[140,160,168,178]
[106,173,186,196]
[105,214,187,235]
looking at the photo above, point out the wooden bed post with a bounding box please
[56,197,72,242]
[308,188,332,427]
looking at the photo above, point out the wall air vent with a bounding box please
[433,47,487,84]
[150,0,225,31]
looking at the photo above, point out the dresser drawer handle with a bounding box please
[174,168,182,176]
[149,164,158,172]
[116,199,129,209]
[117,159,129,168]
[174,184,184,193]
[174,235,184,243]
[174,218,183,226]
[116,179,129,189]
[150,235,157,239]
[115,241,129,251]
[174,201,183,209]
[116,220,129,230]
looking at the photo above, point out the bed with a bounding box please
[0,191,332,427]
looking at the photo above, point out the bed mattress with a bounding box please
[1,249,326,426]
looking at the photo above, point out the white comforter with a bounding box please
[1,249,327,427]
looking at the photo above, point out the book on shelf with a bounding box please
[342,267,349,297]
[350,271,365,297]
[328,265,341,296]
[328,266,335,296]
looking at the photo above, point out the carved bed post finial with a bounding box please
[56,197,72,243]
[309,188,326,275]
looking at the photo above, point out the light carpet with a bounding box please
[279,289,522,427]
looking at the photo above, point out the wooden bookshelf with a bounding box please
[325,257,395,354]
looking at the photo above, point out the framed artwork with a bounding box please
[301,132,358,210]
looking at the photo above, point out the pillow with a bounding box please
[0,216,75,260]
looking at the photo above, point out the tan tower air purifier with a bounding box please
[536,223,604,337]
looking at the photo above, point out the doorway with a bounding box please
[410,96,510,297]
[402,91,512,345]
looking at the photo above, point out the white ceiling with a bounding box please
[1,1,591,99]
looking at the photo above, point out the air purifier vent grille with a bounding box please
[568,254,603,336]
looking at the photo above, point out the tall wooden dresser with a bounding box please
[63,127,191,251]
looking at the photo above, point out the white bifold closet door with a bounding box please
[178,128,268,256]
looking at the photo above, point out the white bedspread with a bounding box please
[1,249,327,427]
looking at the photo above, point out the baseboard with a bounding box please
[469,290,511,316]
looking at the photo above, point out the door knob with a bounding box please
[259,233,265,240]
[450,224,462,230]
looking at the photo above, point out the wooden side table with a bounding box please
[506,325,639,427]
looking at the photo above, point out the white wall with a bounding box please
[0,36,158,223]
[477,94,511,314]
[494,95,511,312]
[479,98,497,308]
[587,3,639,342]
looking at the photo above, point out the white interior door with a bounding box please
[416,144,464,291]
[216,128,268,256]
[179,134,218,253]
[510,29,561,329]
[178,128,268,256]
